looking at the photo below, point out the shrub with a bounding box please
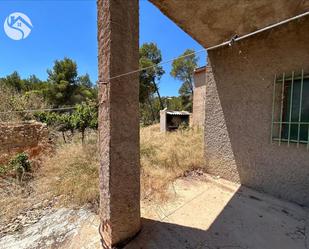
[0,84,47,122]
[0,164,9,175]
[9,152,31,182]
[34,111,58,126]
[34,102,98,143]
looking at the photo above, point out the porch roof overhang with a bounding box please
[149,0,309,48]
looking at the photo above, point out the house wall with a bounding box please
[205,15,309,206]
[192,69,206,127]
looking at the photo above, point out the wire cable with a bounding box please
[2,11,308,115]
[0,106,76,114]
[98,10,309,85]
[98,48,207,85]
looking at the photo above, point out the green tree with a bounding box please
[164,96,183,110]
[46,58,96,106]
[139,43,165,123]
[78,73,92,88]
[171,49,198,112]
[0,71,25,92]
[47,57,78,85]
[71,74,96,104]
[0,59,97,115]
[23,75,48,92]
[47,57,79,106]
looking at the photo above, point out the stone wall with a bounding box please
[192,67,206,127]
[0,121,49,164]
[205,16,309,206]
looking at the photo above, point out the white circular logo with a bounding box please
[4,12,33,40]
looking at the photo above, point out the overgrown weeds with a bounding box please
[140,124,204,200]
[38,125,204,209]
[38,133,99,208]
[1,125,204,224]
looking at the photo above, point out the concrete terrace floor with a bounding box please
[66,174,309,249]
[2,174,308,249]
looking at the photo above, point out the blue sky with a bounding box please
[0,0,205,96]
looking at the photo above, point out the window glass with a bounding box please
[282,79,309,142]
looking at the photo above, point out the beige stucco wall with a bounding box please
[150,0,309,48]
[205,16,309,206]
[192,69,206,127]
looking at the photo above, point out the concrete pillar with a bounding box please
[160,108,167,132]
[97,0,140,247]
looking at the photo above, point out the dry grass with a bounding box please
[38,133,99,208]
[0,179,34,227]
[140,124,204,200]
[1,124,204,222]
[40,125,204,208]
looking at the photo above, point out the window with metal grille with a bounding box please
[271,70,309,147]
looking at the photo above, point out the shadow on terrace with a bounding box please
[124,178,309,249]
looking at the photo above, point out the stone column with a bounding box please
[160,109,167,132]
[97,0,141,247]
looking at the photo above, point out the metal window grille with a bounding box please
[271,70,309,148]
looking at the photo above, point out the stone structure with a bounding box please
[0,121,49,164]
[160,108,191,132]
[192,66,206,127]
[97,0,140,247]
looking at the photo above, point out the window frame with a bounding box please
[271,70,309,148]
